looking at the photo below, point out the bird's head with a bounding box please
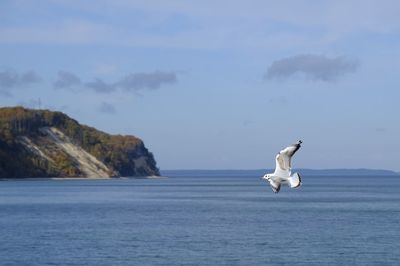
[263,174,271,180]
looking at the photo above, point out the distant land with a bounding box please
[162,169,400,177]
[0,107,159,178]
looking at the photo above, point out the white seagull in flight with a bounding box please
[262,140,303,193]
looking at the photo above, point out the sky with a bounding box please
[1,0,400,171]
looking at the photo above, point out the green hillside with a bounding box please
[0,107,159,178]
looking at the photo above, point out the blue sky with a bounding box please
[1,0,400,170]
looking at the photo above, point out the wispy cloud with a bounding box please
[20,71,42,83]
[0,69,41,96]
[115,71,178,91]
[375,127,387,133]
[268,96,288,104]
[242,119,254,126]
[94,63,117,75]
[54,70,178,94]
[1,2,400,50]
[265,54,359,82]
[85,78,115,93]
[98,102,116,114]
[54,71,81,89]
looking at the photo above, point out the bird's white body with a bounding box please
[262,140,303,193]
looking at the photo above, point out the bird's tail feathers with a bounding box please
[289,172,302,188]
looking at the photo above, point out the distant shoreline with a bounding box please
[2,169,399,180]
[0,175,166,181]
[161,169,400,177]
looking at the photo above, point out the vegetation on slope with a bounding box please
[0,106,159,178]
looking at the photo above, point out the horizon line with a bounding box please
[161,168,399,173]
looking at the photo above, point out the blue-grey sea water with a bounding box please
[1,174,400,265]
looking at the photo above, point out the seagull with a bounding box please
[262,140,303,193]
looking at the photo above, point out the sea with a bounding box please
[1,172,400,265]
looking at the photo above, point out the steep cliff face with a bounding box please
[0,107,160,178]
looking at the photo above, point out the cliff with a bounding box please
[0,107,160,178]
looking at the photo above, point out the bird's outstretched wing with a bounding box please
[269,179,281,193]
[274,140,302,177]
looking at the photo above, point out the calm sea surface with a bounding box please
[1,174,400,265]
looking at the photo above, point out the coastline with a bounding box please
[0,175,167,181]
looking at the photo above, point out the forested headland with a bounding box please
[0,107,159,178]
